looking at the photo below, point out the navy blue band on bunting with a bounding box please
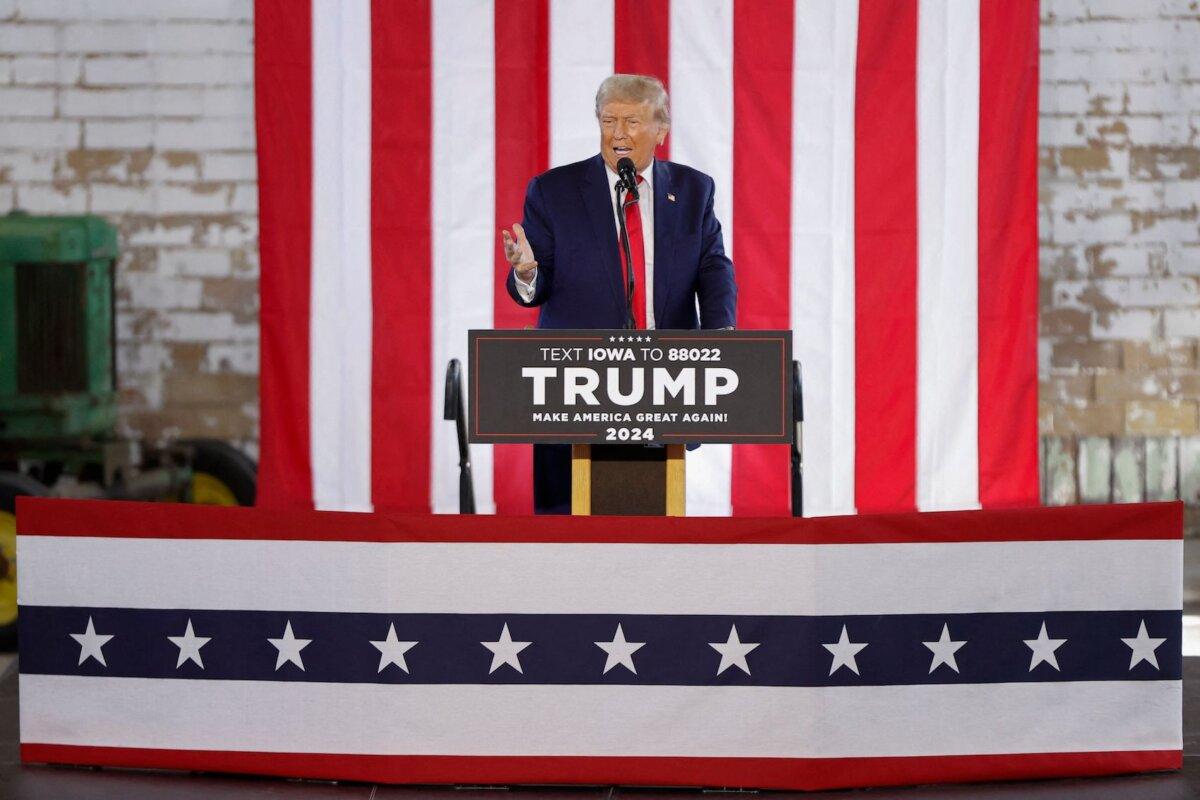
[19,607,1181,687]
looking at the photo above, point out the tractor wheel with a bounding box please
[0,471,49,651]
[182,439,257,507]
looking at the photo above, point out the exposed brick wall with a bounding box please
[1040,0,1200,522]
[0,0,258,459]
[1040,0,1200,441]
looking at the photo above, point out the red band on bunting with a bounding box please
[371,0,433,511]
[15,497,1183,545]
[20,744,1184,792]
[978,0,1040,508]
[854,0,919,513]
[254,0,314,510]
[731,0,793,516]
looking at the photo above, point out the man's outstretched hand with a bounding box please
[500,223,537,284]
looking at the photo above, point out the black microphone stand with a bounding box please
[614,181,637,330]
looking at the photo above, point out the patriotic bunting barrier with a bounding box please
[17,499,1181,791]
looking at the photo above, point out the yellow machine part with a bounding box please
[0,510,17,627]
[191,472,240,506]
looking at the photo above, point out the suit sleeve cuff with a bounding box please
[514,269,538,302]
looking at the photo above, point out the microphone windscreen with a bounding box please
[616,156,636,174]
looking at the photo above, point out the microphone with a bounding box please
[616,156,639,202]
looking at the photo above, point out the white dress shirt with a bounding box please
[515,159,657,329]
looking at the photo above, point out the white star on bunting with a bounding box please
[70,616,113,667]
[1121,619,1166,670]
[482,623,531,674]
[1024,621,1066,672]
[595,623,645,675]
[370,623,418,673]
[823,625,868,676]
[922,623,966,674]
[167,619,211,669]
[268,620,312,671]
[709,624,759,675]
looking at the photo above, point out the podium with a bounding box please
[570,443,686,515]
[468,329,792,516]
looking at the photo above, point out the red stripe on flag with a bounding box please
[255,0,313,510]
[493,0,549,515]
[614,0,670,160]
[730,0,793,516]
[854,0,919,513]
[371,0,433,511]
[21,744,1184,791]
[978,0,1040,508]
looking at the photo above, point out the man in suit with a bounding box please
[499,73,737,513]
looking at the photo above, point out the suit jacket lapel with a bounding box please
[653,158,677,325]
[581,154,626,315]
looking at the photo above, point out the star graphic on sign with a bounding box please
[268,620,312,671]
[370,623,418,673]
[823,625,868,676]
[70,616,114,667]
[709,624,759,675]
[1121,619,1166,671]
[922,623,966,674]
[482,623,531,674]
[167,619,211,669]
[595,623,646,675]
[1024,621,1066,672]
[609,336,616,342]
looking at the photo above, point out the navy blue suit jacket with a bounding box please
[505,154,736,329]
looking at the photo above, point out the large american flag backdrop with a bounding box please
[17,499,1180,790]
[254,0,1039,517]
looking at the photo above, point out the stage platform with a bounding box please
[0,653,1193,799]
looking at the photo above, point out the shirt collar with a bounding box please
[604,158,654,193]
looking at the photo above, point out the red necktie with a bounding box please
[619,175,647,329]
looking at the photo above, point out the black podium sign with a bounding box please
[468,329,792,445]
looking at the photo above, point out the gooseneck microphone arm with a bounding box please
[614,181,636,330]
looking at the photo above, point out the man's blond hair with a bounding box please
[595,74,671,127]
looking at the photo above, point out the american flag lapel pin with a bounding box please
[667,193,675,202]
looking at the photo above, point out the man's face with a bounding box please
[599,100,667,174]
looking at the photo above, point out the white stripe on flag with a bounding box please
[19,537,1182,615]
[789,0,858,517]
[22,675,1181,757]
[431,0,496,514]
[549,0,614,168]
[310,0,373,512]
[671,0,734,517]
[916,0,980,511]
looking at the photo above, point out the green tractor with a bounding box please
[0,210,257,647]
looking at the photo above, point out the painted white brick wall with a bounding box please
[0,0,259,454]
[1041,0,1200,442]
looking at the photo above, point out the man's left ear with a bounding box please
[656,126,669,146]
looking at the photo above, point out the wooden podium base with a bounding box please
[571,444,685,516]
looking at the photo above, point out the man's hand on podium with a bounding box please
[500,223,537,284]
